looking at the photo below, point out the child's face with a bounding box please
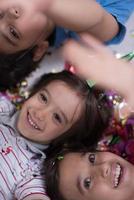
[17,80,83,144]
[0,0,52,54]
[59,152,134,200]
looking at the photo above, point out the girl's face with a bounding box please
[0,0,53,54]
[59,152,134,200]
[17,80,83,144]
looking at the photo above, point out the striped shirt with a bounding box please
[0,96,49,200]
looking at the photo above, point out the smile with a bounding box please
[27,112,40,130]
[114,163,122,188]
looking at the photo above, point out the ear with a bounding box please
[32,40,49,62]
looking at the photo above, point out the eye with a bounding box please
[39,93,48,104]
[88,153,96,164]
[10,26,19,39]
[84,177,91,189]
[53,113,62,124]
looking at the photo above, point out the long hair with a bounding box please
[30,70,112,151]
[33,70,112,200]
[0,46,38,91]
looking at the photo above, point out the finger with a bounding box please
[62,39,96,65]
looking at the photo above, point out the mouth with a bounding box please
[113,163,123,188]
[2,31,16,46]
[27,112,41,131]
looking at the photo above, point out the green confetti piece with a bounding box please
[86,80,96,88]
[57,156,64,161]
[121,51,134,61]
[109,135,120,145]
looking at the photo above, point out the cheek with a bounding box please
[50,126,65,138]
[91,184,111,200]
[23,98,37,109]
[48,124,69,140]
[57,123,73,139]
[20,15,47,35]
[92,184,126,200]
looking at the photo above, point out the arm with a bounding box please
[62,34,134,109]
[0,95,15,123]
[15,174,49,200]
[23,194,49,200]
[45,0,119,41]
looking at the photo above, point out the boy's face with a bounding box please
[17,80,83,144]
[0,0,53,54]
[59,152,134,200]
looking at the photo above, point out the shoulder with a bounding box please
[98,0,134,44]
[0,96,15,118]
[97,0,134,23]
[22,194,50,200]
[15,173,48,200]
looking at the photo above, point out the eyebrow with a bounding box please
[43,88,69,123]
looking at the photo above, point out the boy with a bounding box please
[0,0,134,89]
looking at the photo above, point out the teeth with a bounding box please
[28,114,39,130]
[114,164,121,188]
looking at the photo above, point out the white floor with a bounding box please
[27,12,134,88]
[110,12,134,54]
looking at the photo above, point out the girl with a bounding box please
[0,70,111,200]
[45,147,134,200]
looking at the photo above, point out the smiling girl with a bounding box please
[45,149,134,200]
[0,70,110,200]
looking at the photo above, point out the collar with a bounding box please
[4,111,48,158]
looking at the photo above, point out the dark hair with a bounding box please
[44,147,95,200]
[0,46,39,91]
[30,70,111,151]
[41,71,112,200]
[0,30,56,91]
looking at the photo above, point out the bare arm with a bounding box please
[62,34,134,109]
[45,0,119,41]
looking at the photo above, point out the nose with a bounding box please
[94,162,110,179]
[34,109,46,121]
[7,7,20,19]
[34,106,52,121]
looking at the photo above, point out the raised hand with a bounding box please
[62,34,134,108]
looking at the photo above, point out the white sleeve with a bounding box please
[15,175,49,200]
[0,96,15,114]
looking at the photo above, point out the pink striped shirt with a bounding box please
[0,96,49,200]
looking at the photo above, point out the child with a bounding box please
[0,70,111,199]
[45,147,134,200]
[62,34,134,111]
[0,0,134,89]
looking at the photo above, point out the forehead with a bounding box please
[44,80,84,122]
[59,153,83,200]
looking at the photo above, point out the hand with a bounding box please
[62,34,134,101]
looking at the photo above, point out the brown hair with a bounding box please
[30,70,111,150]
